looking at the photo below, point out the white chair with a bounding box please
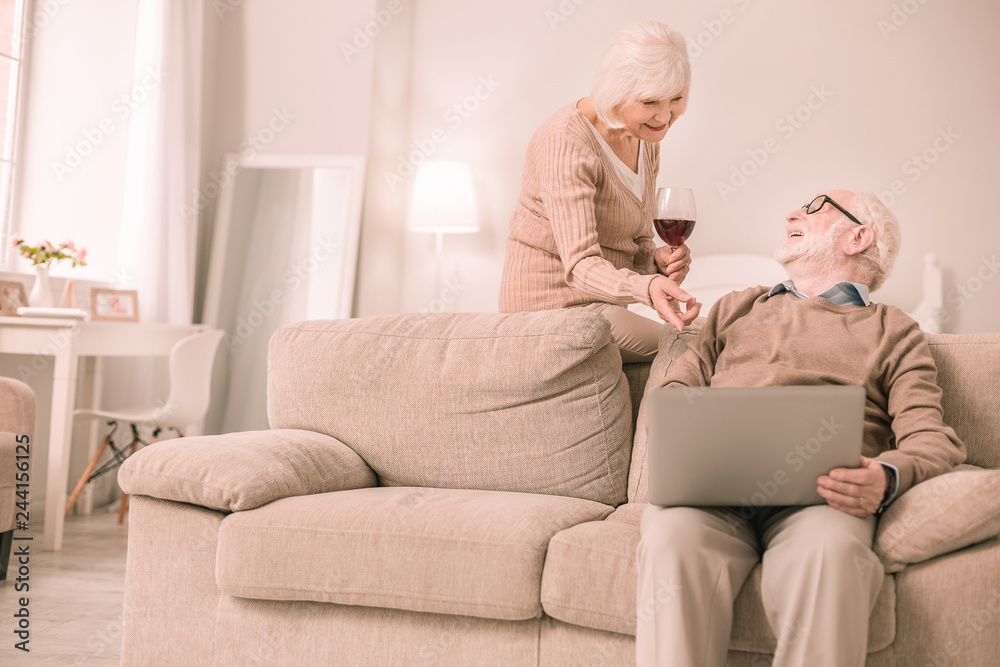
[65,328,225,523]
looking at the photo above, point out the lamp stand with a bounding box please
[434,230,444,302]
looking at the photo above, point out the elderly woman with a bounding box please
[500,21,700,362]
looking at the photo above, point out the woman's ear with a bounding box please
[844,225,876,256]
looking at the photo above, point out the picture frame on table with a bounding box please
[0,281,28,316]
[90,288,139,322]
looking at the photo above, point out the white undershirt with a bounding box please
[586,122,645,201]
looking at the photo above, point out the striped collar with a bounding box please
[768,280,871,306]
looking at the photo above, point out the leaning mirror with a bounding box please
[202,153,365,433]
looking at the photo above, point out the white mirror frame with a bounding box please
[202,152,366,327]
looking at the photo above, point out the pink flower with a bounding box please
[77,248,87,262]
[62,240,75,250]
[9,237,19,248]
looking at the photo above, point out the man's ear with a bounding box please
[843,225,875,256]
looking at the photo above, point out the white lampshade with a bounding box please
[407,160,480,234]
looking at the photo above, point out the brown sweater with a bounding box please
[500,103,661,312]
[660,286,966,496]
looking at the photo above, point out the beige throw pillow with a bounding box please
[875,465,1000,573]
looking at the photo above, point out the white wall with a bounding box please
[196,0,377,320]
[359,0,1000,333]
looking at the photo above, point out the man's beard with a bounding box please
[774,222,848,276]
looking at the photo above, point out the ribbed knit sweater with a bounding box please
[500,103,661,312]
[659,286,966,496]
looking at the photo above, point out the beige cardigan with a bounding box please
[499,103,661,312]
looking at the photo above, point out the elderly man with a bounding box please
[636,190,966,667]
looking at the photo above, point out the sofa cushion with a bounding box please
[876,464,1000,573]
[539,503,896,653]
[926,334,1000,469]
[267,310,633,506]
[216,486,612,621]
[118,429,377,512]
[627,322,703,504]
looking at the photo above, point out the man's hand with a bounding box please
[817,456,889,517]
[654,244,691,285]
[649,276,701,332]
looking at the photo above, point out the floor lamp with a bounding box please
[407,160,480,302]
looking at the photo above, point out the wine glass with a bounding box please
[654,187,697,251]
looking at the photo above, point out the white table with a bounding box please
[0,316,206,550]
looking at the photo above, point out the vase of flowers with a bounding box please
[10,238,88,308]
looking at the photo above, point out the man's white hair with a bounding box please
[849,193,901,292]
[590,22,691,129]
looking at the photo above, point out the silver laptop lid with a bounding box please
[647,385,865,507]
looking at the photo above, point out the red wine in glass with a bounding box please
[654,188,696,250]
[653,218,696,248]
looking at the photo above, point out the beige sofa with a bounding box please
[118,310,1000,665]
[1,377,35,582]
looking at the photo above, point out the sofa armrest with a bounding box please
[118,429,378,512]
[875,465,1000,573]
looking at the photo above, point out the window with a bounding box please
[0,0,26,263]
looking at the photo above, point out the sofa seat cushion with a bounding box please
[267,311,634,506]
[540,503,897,653]
[216,486,612,621]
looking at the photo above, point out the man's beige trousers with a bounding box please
[636,504,883,666]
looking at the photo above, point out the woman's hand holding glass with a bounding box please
[654,243,691,285]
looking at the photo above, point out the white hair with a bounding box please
[849,192,901,292]
[590,22,691,129]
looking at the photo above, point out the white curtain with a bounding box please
[83,1,203,508]
[119,0,203,324]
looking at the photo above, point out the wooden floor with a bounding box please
[0,509,128,666]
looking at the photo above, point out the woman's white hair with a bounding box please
[590,22,691,129]
[849,192,902,292]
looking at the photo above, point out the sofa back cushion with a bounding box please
[628,328,1000,504]
[267,310,633,506]
[927,333,1000,469]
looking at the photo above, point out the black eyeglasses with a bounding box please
[802,195,863,226]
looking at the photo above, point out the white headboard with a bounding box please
[628,252,944,334]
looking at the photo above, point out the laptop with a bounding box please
[646,385,865,507]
